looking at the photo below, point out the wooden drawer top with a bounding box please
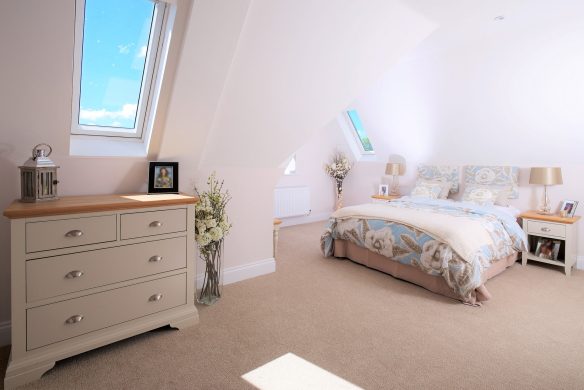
[3,193,198,219]
[519,210,580,224]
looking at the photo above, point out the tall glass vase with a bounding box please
[197,240,223,305]
[335,182,344,210]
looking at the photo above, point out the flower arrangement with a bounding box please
[194,172,232,305]
[324,152,352,209]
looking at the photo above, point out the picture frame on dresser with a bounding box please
[148,161,179,194]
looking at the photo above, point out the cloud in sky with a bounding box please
[137,45,147,58]
[117,43,133,54]
[80,103,137,122]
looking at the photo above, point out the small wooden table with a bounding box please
[371,194,400,203]
[519,211,580,276]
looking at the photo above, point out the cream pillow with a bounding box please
[410,182,444,199]
[462,185,509,206]
[416,179,452,199]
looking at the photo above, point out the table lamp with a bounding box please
[529,167,562,214]
[385,163,403,196]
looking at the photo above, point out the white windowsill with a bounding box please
[70,135,148,157]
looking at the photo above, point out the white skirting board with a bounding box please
[0,320,10,347]
[196,257,276,287]
[578,256,584,270]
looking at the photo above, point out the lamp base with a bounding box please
[536,210,553,215]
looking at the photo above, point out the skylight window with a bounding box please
[346,109,374,153]
[71,0,169,139]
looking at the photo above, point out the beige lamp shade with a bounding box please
[529,167,563,185]
[385,163,402,176]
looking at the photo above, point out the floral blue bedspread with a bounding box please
[321,198,528,302]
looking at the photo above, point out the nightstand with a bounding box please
[519,211,580,276]
[371,194,400,203]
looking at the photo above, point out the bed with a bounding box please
[320,165,528,305]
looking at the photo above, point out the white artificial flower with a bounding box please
[219,220,230,232]
[208,227,223,241]
[197,233,212,247]
[206,218,217,228]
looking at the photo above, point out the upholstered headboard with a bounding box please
[417,165,460,194]
[464,166,519,199]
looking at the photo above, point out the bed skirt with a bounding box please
[333,239,518,304]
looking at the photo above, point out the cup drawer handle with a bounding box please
[541,227,551,232]
[65,315,84,324]
[149,221,162,228]
[65,270,84,279]
[65,230,83,238]
[149,293,163,302]
[149,255,163,262]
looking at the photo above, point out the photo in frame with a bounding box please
[534,238,561,261]
[378,184,389,196]
[559,200,578,218]
[148,162,179,194]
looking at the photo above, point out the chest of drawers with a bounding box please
[3,194,199,389]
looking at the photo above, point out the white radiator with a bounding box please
[274,186,311,218]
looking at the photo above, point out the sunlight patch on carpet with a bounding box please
[242,352,362,390]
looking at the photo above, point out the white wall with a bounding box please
[275,120,351,225]
[342,6,584,255]
[159,1,436,272]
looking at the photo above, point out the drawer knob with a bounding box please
[149,255,163,262]
[149,293,163,302]
[65,315,84,324]
[149,221,162,228]
[541,227,551,232]
[65,229,84,238]
[65,270,84,279]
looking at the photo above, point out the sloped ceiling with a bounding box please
[159,0,437,170]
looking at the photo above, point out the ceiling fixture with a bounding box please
[494,15,505,21]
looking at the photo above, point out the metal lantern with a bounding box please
[19,143,60,202]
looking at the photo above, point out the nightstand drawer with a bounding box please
[26,215,117,253]
[26,273,187,350]
[26,237,187,302]
[527,220,566,238]
[121,208,186,240]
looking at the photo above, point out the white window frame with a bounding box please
[345,110,375,155]
[70,0,169,140]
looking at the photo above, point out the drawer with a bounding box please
[527,220,566,238]
[26,215,117,253]
[121,208,186,240]
[27,273,187,350]
[26,237,187,302]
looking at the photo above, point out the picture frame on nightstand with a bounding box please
[378,184,389,196]
[534,238,561,261]
[560,200,578,218]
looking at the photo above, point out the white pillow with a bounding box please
[462,185,509,206]
[411,182,444,199]
[416,178,451,199]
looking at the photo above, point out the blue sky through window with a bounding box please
[347,109,374,152]
[78,0,154,129]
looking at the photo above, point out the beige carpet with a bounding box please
[2,221,584,389]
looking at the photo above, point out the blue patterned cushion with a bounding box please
[417,165,459,194]
[464,166,519,199]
